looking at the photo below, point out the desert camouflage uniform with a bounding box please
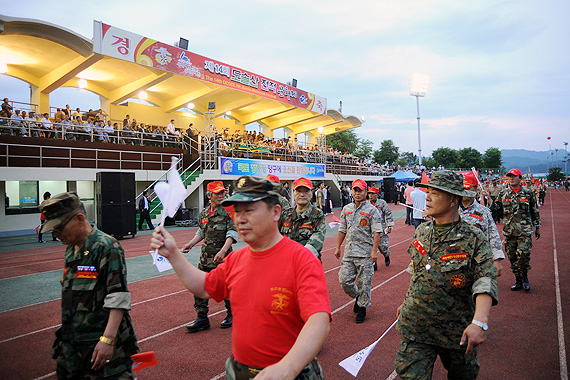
[195,205,238,316]
[459,201,505,261]
[54,227,139,379]
[281,202,326,260]
[488,183,504,222]
[338,201,383,308]
[396,220,498,380]
[370,199,394,259]
[492,186,541,278]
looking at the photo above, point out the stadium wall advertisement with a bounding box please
[93,21,327,114]
[219,157,326,178]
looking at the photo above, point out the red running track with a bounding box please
[0,191,569,380]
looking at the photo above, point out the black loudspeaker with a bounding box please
[96,172,136,238]
[383,178,396,203]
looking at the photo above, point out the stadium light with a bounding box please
[138,91,148,100]
[77,78,88,89]
[409,73,429,166]
[187,102,195,109]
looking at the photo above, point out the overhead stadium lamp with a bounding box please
[225,110,232,116]
[0,62,7,74]
[187,102,195,109]
[409,73,429,165]
[318,126,324,134]
[138,91,148,100]
[78,78,88,89]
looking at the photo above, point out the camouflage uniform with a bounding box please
[54,227,139,379]
[459,201,505,261]
[277,193,292,230]
[492,186,541,279]
[195,205,238,316]
[338,201,383,308]
[396,220,498,380]
[488,182,503,222]
[225,355,324,380]
[281,202,326,260]
[370,199,394,259]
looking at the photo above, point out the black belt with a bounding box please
[232,357,263,379]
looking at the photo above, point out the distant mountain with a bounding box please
[501,149,568,175]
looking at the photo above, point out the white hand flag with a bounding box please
[151,156,187,271]
[339,319,397,377]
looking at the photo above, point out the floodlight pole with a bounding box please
[564,142,568,174]
[415,95,422,166]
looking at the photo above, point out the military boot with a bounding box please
[220,311,233,329]
[353,296,360,314]
[355,307,366,323]
[186,314,210,333]
[510,277,523,291]
[522,274,531,292]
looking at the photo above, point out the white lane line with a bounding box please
[550,192,568,380]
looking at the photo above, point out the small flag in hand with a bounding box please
[132,351,158,371]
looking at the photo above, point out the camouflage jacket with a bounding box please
[492,186,541,236]
[459,201,505,261]
[55,227,139,376]
[197,205,238,268]
[339,201,383,258]
[488,183,503,198]
[397,220,498,349]
[280,202,326,259]
[369,199,395,231]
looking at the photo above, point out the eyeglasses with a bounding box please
[53,214,76,232]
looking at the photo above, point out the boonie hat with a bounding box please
[222,176,281,206]
[39,192,84,233]
[266,174,280,183]
[352,179,367,190]
[418,170,475,197]
[293,177,313,190]
[207,181,225,193]
[367,186,380,194]
[506,168,523,177]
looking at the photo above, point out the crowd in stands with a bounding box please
[1,97,398,176]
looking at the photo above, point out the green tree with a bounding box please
[373,139,399,165]
[547,167,565,181]
[482,147,502,168]
[457,147,482,169]
[422,156,436,169]
[325,130,359,155]
[396,151,418,167]
[432,147,458,168]
[354,139,373,161]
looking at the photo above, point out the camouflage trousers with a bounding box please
[56,341,134,380]
[395,337,479,380]
[504,234,533,277]
[338,257,374,308]
[195,264,231,316]
[378,234,390,258]
[225,355,324,380]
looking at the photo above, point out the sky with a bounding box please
[1,0,569,158]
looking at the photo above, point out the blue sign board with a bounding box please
[220,157,325,178]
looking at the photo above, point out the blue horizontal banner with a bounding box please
[220,157,325,178]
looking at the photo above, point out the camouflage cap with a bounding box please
[418,170,476,197]
[222,176,281,206]
[39,192,85,233]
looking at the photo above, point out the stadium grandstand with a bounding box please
[0,14,389,237]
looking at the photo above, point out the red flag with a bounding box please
[420,172,430,193]
[332,215,340,223]
[131,351,158,371]
[223,205,236,222]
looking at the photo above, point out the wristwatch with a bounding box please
[472,319,489,331]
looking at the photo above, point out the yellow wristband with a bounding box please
[99,336,115,346]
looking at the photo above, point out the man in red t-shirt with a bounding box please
[151,176,331,379]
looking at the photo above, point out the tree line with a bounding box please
[326,130,502,169]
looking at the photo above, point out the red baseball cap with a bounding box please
[463,172,478,190]
[367,186,380,194]
[352,179,367,190]
[506,168,523,177]
[207,181,225,193]
[266,174,280,183]
[293,177,313,190]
